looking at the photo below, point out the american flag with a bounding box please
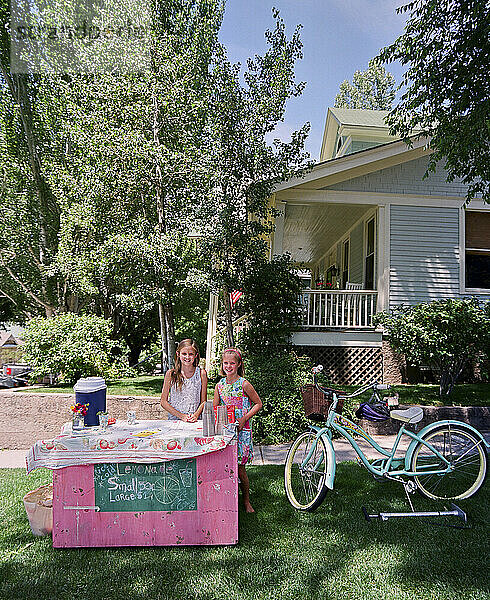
[230,290,243,306]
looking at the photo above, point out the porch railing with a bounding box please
[301,290,377,328]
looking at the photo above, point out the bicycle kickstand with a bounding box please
[362,481,468,526]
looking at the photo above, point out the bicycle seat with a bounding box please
[390,406,423,424]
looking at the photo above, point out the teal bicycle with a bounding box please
[284,367,489,512]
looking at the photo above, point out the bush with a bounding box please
[22,313,132,384]
[245,351,313,444]
[239,254,302,355]
[373,298,490,396]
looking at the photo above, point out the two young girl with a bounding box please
[160,341,262,512]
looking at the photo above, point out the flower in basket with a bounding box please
[70,402,89,416]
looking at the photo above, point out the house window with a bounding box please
[342,239,349,288]
[365,217,376,289]
[465,211,490,289]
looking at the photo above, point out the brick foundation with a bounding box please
[381,340,406,384]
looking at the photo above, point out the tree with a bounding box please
[379,0,490,203]
[200,10,312,346]
[373,298,490,396]
[1,0,223,365]
[21,313,131,384]
[239,254,302,356]
[0,0,63,318]
[334,59,395,110]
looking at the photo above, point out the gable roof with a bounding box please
[0,332,22,348]
[275,135,430,193]
[328,108,390,128]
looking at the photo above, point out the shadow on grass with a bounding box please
[1,465,488,600]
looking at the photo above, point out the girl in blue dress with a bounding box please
[214,348,262,513]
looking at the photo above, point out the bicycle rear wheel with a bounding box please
[411,425,487,500]
[284,431,329,511]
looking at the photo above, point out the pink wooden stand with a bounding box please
[52,443,238,547]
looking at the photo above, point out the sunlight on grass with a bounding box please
[2,464,488,600]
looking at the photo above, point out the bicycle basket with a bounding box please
[355,401,390,422]
[301,385,344,421]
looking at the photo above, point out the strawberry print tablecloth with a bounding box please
[26,420,236,474]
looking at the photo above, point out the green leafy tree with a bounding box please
[49,1,223,366]
[334,59,395,110]
[0,0,63,318]
[373,298,490,396]
[200,10,312,346]
[22,313,131,384]
[239,254,302,356]
[379,0,490,203]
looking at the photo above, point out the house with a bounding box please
[0,331,23,369]
[266,107,490,384]
[205,108,490,382]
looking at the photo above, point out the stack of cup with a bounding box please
[215,405,228,435]
[202,401,215,436]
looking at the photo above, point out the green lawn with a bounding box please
[1,465,488,600]
[30,378,490,407]
[33,375,166,397]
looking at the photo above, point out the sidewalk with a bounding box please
[2,433,488,469]
[0,435,413,469]
[255,434,413,465]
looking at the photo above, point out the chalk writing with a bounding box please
[94,459,197,512]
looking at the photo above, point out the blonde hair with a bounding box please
[220,348,245,377]
[170,339,200,390]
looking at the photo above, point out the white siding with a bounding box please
[328,156,469,197]
[390,205,460,307]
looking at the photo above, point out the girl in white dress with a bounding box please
[160,339,208,422]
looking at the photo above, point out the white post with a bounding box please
[205,293,219,369]
[271,200,285,257]
[376,205,390,313]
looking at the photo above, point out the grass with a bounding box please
[1,464,489,600]
[27,378,490,407]
[33,375,166,397]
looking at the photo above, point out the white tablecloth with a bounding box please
[26,420,236,474]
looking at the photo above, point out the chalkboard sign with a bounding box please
[94,459,197,512]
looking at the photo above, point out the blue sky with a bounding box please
[219,0,409,160]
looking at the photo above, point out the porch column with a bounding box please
[376,204,390,312]
[205,292,219,368]
[271,200,285,257]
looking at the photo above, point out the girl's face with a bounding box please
[179,347,197,366]
[222,353,240,377]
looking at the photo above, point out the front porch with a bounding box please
[301,289,377,328]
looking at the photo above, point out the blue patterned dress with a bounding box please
[216,377,253,465]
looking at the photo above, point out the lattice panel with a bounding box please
[296,346,383,386]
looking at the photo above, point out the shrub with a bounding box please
[245,351,312,444]
[373,298,490,396]
[239,254,302,355]
[22,313,132,384]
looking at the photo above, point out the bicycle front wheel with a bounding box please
[411,425,487,500]
[284,431,329,511]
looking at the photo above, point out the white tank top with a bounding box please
[168,366,202,419]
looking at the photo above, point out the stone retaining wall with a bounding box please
[1,391,488,450]
[0,392,165,450]
[359,405,490,436]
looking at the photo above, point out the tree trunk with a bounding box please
[158,304,169,373]
[163,301,176,368]
[223,288,235,348]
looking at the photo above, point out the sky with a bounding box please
[218,0,409,160]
